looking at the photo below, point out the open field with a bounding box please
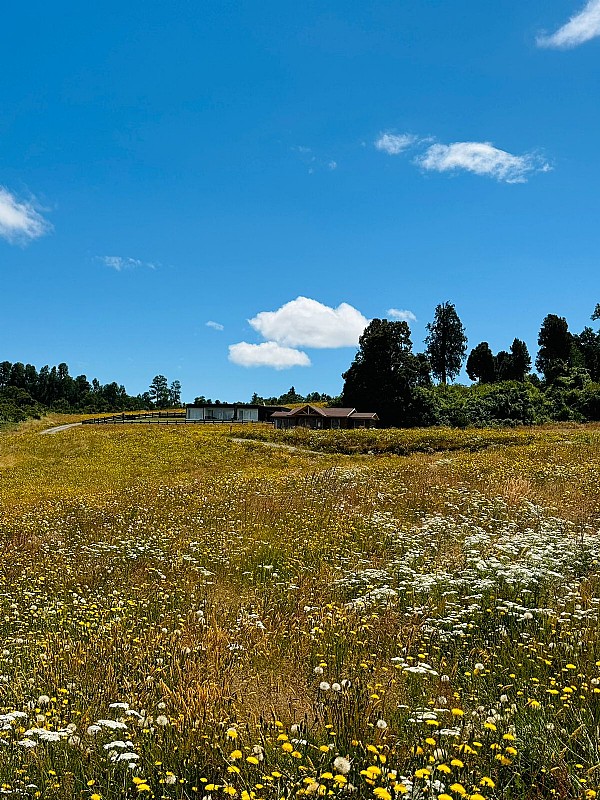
[1,420,600,800]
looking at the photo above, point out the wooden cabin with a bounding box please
[270,404,378,429]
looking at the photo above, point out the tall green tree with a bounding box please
[169,380,182,406]
[508,338,531,382]
[424,301,468,384]
[149,375,170,408]
[535,314,572,383]
[466,342,496,384]
[342,318,430,425]
[574,327,600,382]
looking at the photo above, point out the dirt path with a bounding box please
[40,423,83,435]
[230,436,329,455]
[229,436,372,458]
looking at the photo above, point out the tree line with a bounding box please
[4,302,600,428]
[340,302,600,426]
[0,362,184,423]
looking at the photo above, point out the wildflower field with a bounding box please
[1,419,600,800]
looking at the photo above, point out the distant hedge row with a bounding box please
[232,424,544,455]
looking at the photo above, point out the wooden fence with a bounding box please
[82,413,267,426]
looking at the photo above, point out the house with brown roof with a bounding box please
[270,404,379,429]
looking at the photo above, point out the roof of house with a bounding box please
[270,404,378,420]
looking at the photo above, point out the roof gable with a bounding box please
[287,404,327,417]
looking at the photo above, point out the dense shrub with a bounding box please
[0,387,44,423]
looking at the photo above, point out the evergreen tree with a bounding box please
[508,338,531,382]
[0,361,11,387]
[169,380,182,406]
[424,302,468,384]
[494,350,512,381]
[149,375,170,408]
[574,327,600,382]
[466,342,496,384]
[342,318,429,425]
[535,314,572,383]
[278,386,303,405]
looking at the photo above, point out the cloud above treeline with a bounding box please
[249,296,369,348]
[0,186,51,244]
[387,308,417,322]
[228,341,311,370]
[228,296,372,370]
[375,131,551,183]
[537,0,600,48]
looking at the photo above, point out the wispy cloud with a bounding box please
[293,146,339,174]
[206,320,224,331]
[416,141,551,183]
[100,256,157,271]
[0,186,51,244]
[387,308,417,322]
[537,0,600,48]
[249,296,369,349]
[228,341,311,370]
[374,132,419,155]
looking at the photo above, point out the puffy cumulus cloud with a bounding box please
[249,296,369,348]
[537,0,600,48]
[0,187,51,244]
[374,132,418,155]
[387,308,417,322]
[206,320,224,331]
[417,141,551,183]
[228,341,311,370]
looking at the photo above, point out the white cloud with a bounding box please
[100,256,157,271]
[249,296,369,348]
[0,187,51,244]
[387,308,417,322]
[206,320,224,331]
[537,0,600,48]
[228,341,311,370]
[417,141,550,183]
[375,132,418,155]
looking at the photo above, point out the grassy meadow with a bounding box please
[1,419,600,800]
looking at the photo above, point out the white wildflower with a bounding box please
[333,756,351,774]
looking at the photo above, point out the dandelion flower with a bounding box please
[333,757,351,774]
[373,789,391,800]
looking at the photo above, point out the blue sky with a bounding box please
[2,1,600,401]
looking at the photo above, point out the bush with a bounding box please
[0,387,44,423]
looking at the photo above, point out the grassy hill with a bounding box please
[1,419,599,798]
